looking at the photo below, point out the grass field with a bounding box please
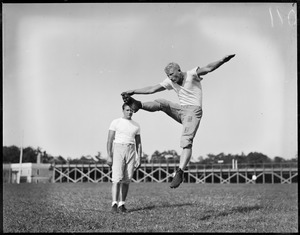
[3,182,298,233]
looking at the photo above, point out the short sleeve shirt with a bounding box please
[160,67,203,107]
[109,118,140,144]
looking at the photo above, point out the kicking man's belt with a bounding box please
[114,142,135,146]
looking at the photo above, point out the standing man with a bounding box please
[121,54,235,189]
[107,103,142,213]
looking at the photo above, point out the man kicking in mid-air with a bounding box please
[121,54,235,189]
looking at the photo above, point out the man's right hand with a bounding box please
[134,159,141,171]
[121,90,134,97]
[223,54,235,62]
[106,156,113,167]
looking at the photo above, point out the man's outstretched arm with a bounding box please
[197,54,235,76]
[121,84,165,96]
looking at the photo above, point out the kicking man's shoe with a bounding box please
[118,205,128,213]
[121,93,131,103]
[170,169,184,188]
[111,203,118,213]
[121,93,142,113]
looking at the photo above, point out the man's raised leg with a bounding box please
[122,96,182,124]
[121,94,142,113]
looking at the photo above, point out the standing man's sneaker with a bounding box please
[170,169,184,188]
[121,93,142,113]
[118,205,128,213]
[111,203,118,213]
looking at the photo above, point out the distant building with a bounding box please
[3,163,52,183]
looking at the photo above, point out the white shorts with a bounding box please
[112,143,136,183]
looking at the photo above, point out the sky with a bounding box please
[3,3,297,161]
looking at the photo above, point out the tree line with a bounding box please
[2,145,297,165]
[2,146,106,164]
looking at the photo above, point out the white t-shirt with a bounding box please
[160,67,203,107]
[109,117,141,144]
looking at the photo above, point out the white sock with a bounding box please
[118,201,125,207]
[112,201,118,206]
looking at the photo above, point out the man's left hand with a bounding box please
[223,54,235,62]
[106,156,113,168]
[134,159,141,170]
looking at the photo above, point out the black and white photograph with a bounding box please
[3,2,297,233]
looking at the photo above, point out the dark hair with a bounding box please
[122,103,129,110]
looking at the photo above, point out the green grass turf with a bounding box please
[3,182,298,233]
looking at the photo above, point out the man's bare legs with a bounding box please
[112,182,129,212]
[112,182,120,206]
[122,94,182,123]
[120,183,129,203]
[142,100,182,123]
[169,148,192,189]
[179,147,192,170]
[118,183,129,212]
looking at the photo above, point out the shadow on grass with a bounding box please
[128,202,194,213]
[199,204,263,220]
[81,204,263,217]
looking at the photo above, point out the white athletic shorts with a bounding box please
[112,143,136,183]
